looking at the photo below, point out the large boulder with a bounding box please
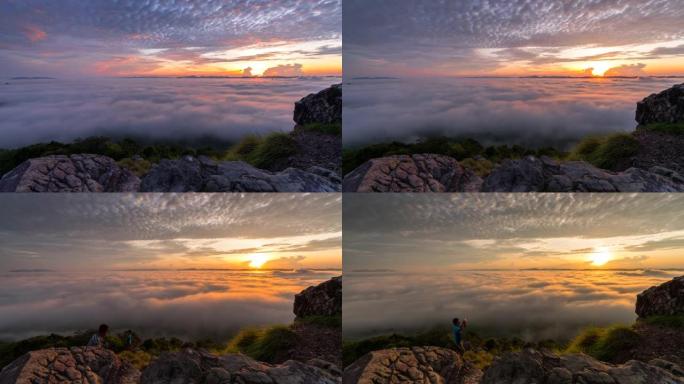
[481,348,684,384]
[343,346,481,384]
[294,84,342,125]
[140,156,341,192]
[343,154,483,192]
[294,276,342,318]
[140,349,340,384]
[636,83,684,125]
[636,276,684,318]
[482,156,684,192]
[0,347,140,384]
[0,155,140,192]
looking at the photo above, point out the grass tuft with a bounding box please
[225,325,298,363]
[565,324,640,362]
[223,132,298,169]
[568,133,639,170]
[298,122,341,136]
[642,314,684,328]
[119,350,152,370]
[641,122,684,135]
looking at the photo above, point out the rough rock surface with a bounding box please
[267,130,342,175]
[632,130,684,174]
[481,348,684,384]
[293,84,342,125]
[482,156,684,192]
[0,347,140,384]
[141,348,340,384]
[636,275,684,318]
[294,276,342,318]
[343,154,483,192]
[140,156,341,192]
[343,347,482,384]
[636,83,684,125]
[0,155,140,192]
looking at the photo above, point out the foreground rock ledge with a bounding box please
[0,154,140,192]
[343,346,482,384]
[481,348,684,384]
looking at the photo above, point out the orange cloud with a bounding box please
[23,25,47,42]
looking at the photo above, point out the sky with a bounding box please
[344,0,684,77]
[0,0,341,77]
[0,193,341,271]
[344,193,684,271]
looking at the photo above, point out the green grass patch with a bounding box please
[296,315,342,328]
[223,132,298,169]
[117,158,153,177]
[642,314,684,328]
[568,133,639,170]
[225,325,298,363]
[298,122,341,136]
[566,324,640,362]
[460,157,495,177]
[119,350,152,370]
[463,350,495,370]
[342,136,564,175]
[641,122,684,135]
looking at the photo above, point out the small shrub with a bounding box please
[299,122,341,135]
[641,122,684,134]
[460,157,495,177]
[117,158,153,177]
[642,315,684,328]
[566,325,640,362]
[226,325,298,363]
[568,133,639,170]
[223,135,263,161]
[247,132,298,169]
[119,350,152,370]
[463,350,494,370]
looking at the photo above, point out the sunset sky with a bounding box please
[0,0,341,77]
[344,194,684,271]
[344,0,684,77]
[0,194,341,271]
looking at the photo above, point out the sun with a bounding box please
[248,253,269,269]
[588,62,612,77]
[590,247,612,266]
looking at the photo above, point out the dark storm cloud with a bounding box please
[0,193,341,270]
[343,194,684,271]
[344,0,684,77]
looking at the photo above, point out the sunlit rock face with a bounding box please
[0,347,139,384]
[636,276,684,318]
[294,84,342,125]
[294,276,342,318]
[0,155,140,192]
[636,83,684,125]
[481,349,684,384]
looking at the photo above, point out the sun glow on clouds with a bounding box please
[590,247,613,266]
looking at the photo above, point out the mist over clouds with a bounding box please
[343,77,680,147]
[0,269,338,341]
[0,77,339,148]
[343,270,683,340]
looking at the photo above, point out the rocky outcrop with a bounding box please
[636,276,684,318]
[0,347,140,384]
[0,155,140,192]
[294,84,342,125]
[481,348,684,384]
[294,276,342,318]
[636,83,684,125]
[343,154,483,192]
[140,156,341,192]
[140,349,340,384]
[482,156,684,192]
[343,347,482,384]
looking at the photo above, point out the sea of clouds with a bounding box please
[343,77,681,149]
[0,77,339,148]
[342,269,683,341]
[0,269,338,341]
